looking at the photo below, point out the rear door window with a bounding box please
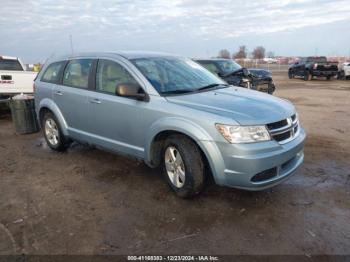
[63,59,92,89]
[0,59,23,71]
[41,61,65,83]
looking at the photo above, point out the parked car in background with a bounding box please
[337,62,350,80]
[248,68,276,94]
[288,56,338,81]
[194,59,275,94]
[0,56,37,98]
[35,52,305,198]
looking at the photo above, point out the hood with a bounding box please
[248,69,271,78]
[165,87,295,125]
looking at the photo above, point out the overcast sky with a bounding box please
[1,0,350,63]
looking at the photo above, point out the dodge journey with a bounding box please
[35,52,305,198]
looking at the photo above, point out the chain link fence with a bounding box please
[236,60,290,72]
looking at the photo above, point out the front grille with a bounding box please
[291,114,296,122]
[266,119,288,130]
[273,132,291,142]
[267,114,299,144]
[294,125,298,134]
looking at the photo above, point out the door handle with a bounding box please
[89,98,101,104]
[54,91,63,96]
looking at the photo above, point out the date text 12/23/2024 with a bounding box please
[127,255,219,261]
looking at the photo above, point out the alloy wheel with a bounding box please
[164,146,186,188]
[45,118,59,146]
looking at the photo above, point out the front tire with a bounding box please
[42,111,69,151]
[304,71,312,81]
[268,83,275,94]
[162,135,205,198]
[288,70,294,79]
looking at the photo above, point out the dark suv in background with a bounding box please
[288,56,338,81]
[194,59,276,94]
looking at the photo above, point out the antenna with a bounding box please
[69,34,74,54]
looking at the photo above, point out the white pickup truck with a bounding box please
[0,56,37,98]
[338,62,350,80]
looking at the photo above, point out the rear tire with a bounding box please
[337,71,345,80]
[162,135,205,198]
[42,111,69,151]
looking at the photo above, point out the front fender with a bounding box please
[144,117,225,185]
[305,64,312,70]
[37,98,69,136]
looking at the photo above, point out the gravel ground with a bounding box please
[0,73,349,256]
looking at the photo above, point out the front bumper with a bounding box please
[200,127,305,190]
[252,78,275,94]
[312,71,337,77]
[256,82,275,94]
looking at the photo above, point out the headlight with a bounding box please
[216,124,271,143]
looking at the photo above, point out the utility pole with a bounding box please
[69,34,74,54]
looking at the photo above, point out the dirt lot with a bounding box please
[0,73,350,256]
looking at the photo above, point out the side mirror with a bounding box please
[115,83,149,102]
[242,68,249,77]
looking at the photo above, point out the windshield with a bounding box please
[306,57,327,63]
[216,60,241,74]
[0,59,23,71]
[131,57,226,95]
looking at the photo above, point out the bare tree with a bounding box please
[252,46,266,59]
[266,51,275,58]
[218,49,231,59]
[234,45,247,59]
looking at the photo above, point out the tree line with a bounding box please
[218,46,274,60]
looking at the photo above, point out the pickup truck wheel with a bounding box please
[42,112,68,151]
[337,71,345,80]
[288,71,294,79]
[304,71,312,81]
[162,135,205,198]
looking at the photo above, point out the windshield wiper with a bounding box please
[161,89,196,95]
[197,83,229,91]
[161,84,228,95]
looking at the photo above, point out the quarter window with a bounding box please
[41,61,65,83]
[96,59,138,94]
[63,59,92,89]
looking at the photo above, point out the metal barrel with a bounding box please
[10,98,39,134]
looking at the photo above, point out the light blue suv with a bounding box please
[35,52,305,198]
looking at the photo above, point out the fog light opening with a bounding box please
[251,167,277,182]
